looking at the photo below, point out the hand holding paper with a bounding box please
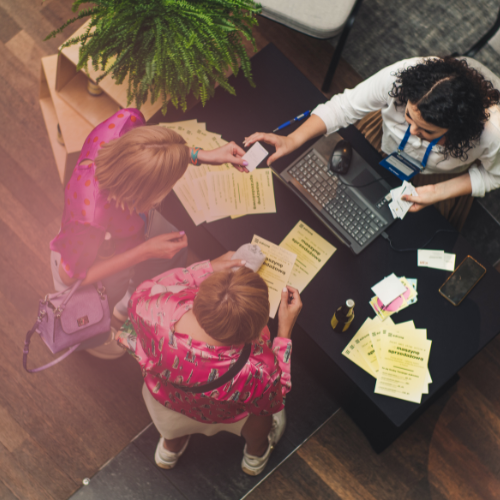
[389,181,418,220]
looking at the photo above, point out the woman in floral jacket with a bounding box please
[118,252,302,475]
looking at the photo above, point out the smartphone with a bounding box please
[439,255,486,306]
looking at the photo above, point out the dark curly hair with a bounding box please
[389,57,500,161]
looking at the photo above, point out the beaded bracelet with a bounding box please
[191,147,203,165]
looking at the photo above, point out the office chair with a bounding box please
[259,0,364,92]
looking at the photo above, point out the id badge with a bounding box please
[379,151,422,181]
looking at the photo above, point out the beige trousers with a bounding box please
[142,384,249,440]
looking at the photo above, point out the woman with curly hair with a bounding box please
[245,57,500,228]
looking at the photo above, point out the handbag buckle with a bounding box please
[37,309,47,322]
[54,307,63,319]
[97,286,107,300]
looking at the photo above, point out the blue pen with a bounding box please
[272,110,311,133]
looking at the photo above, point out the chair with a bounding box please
[259,0,364,92]
[459,5,500,57]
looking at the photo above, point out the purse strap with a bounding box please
[23,320,80,373]
[171,343,252,394]
[57,279,83,309]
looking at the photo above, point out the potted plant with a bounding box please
[46,0,261,113]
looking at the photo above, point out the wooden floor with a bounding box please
[1,1,500,498]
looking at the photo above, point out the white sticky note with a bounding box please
[371,273,407,306]
[243,142,269,172]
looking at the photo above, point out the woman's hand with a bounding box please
[197,142,249,173]
[243,133,297,166]
[402,175,472,212]
[277,286,302,338]
[143,232,188,260]
[402,184,440,212]
[211,251,246,273]
[244,115,327,166]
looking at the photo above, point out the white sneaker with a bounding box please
[85,327,126,360]
[155,436,191,469]
[241,409,286,476]
[112,305,128,323]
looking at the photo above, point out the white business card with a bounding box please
[243,142,269,172]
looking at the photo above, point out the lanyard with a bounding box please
[398,125,444,169]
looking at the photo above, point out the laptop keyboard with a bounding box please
[287,152,386,246]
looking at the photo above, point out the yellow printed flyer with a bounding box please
[251,235,297,319]
[279,221,336,292]
[208,169,276,219]
[374,334,432,404]
[342,317,378,378]
[244,169,276,215]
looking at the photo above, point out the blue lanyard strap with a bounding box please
[398,124,444,169]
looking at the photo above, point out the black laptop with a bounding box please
[280,133,394,254]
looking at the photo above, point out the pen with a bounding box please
[272,110,311,133]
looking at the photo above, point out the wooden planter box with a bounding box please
[39,21,163,185]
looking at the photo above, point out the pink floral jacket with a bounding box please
[119,261,292,423]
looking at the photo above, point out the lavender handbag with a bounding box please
[23,280,111,373]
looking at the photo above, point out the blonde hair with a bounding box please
[193,267,270,345]
[95,126,190,213]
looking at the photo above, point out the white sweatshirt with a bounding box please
[312,57,500,197]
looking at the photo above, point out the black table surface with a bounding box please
[162,44,500,429]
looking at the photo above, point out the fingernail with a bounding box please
[179,231,185,236]
[241,260,246,265]
[282,287,288,292]
[242,161,249,166]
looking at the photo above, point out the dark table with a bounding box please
[160,44,500,452]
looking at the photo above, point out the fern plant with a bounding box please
[46,0,261,113]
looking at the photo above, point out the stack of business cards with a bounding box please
[389,181,418,219]
[418,249,456,271]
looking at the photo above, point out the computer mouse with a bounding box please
[329,140,352,175]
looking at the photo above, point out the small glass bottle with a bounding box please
[331,299,355,333]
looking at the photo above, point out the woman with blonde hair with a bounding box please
[117,252,302,475]
[49,108,248,357]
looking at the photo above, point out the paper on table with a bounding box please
[357,327,381,377]
[370,321,431,391]
[374,332,432,403]
[393,323,432,390]
[172,179,206,226]
[207,169,276,218]
[244,169,276,215]
[279,221,336,293]
[207,170,247,218]
[371,273,408,306]
[251,235,297,319]
[342,317,378,378]
[243,142,269,172]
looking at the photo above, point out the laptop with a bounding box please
[280,133,394,254]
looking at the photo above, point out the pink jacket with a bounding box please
[50,108,146,278]
[121,261,293,423]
